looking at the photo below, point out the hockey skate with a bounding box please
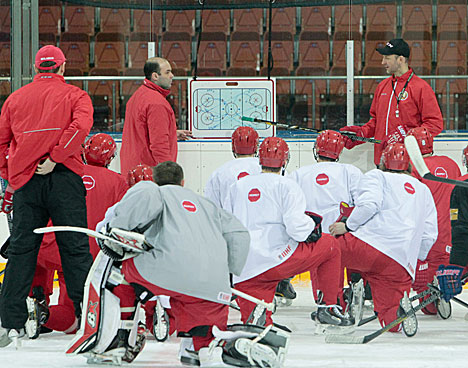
[179,337,200,366]
[0,328,26,349]
[398,291,418,337]
[274,279,296,307]
[153,301,170,342]
[349,279,365,326]
[246,305,267,326]
[25,295,49,339]
[312,305,355,335]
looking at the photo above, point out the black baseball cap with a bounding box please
[376,39,410,58]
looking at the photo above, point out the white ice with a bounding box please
[1,287,468,368]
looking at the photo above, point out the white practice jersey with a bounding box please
[289,162,363,233]
[204,157,261,208]
[223,172,315,283]
[346,169,438,279]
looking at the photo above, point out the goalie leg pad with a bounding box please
[216,324,290,368]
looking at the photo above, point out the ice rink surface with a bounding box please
[1,287,468,368]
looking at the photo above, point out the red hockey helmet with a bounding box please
[381,143,410,171]
[127,164,153,187]
[314,130,345,160]
[83,133,117,167]
[259,137,289,168]
[407,127,433,155]
[232,126,259,155]
[463,145,468,169]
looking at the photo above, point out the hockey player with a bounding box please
[408,127,461,314]
[223,137,352,328]
[289,130,363,303]
[329,143,438,331]
[204,126,261,208]
[126,163,153,187]
[86,161,281,367]
[27,134,128,336]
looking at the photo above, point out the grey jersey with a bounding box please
[109,181,250,304]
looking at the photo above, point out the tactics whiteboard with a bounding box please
[188,78,276,138]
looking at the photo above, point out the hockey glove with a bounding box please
[0,189,13,214]
[436,264,464,302]
[339,126,366,150]
[412,260,429,293]
[305,211,322,243]
[335,202,354,223]
[382,125,409,147]
[97,225,145,261]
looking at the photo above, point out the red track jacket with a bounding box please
[361,69,443,165]
[0,73,94,190]
[120,79,177,175]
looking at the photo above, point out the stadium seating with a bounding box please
[333,4,363,39]
[63,5,94,35]
[94,32,125,70]
[262,32,294,72]
[437,1,467,39]
[300,6,331,35]
[0,33,10,70]
[233,8,263,34]
[161,32,192,73]
[133,9,163,34]
[59,33,90,73]
[197,33,227,74]
[298,31,330,71]
[0,5,10,34]
[266,7,296,35]
[229,31,261,72]
[201,9,230,34]
[99,7,130,34]
[365,4,397,41]
[407,40,432,75]
[128,33,158,70]
[38,0,61,34]
[166,10,196,35]
[401,0,433,41]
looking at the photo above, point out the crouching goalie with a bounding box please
[67,161,291,367]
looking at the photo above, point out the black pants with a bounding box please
[0,165,93,330]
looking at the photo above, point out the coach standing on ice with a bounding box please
[120,57,192,175]
[0,45,94,342]
[340,39,443,166]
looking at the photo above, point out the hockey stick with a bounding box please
[231,288,276,312]
[241,116,382,144]
[325,291,440,344]
[405,136,468,188]
[33,226,152,253]
[357,314,377,327]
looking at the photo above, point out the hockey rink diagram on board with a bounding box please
[189,78,276,138]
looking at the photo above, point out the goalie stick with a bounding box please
[405,135,468,188]
[33,226,153,253]
[241,116,382,144]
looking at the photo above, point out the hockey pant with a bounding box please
[414,239,451,314]
[337,233,412,332]
[234,234,341,325]
[121,258,229,350]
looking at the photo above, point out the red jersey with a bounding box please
[120,79,177,175]
[361,69,443,165]
[412,155,461,249]
[0,73,93,189]
[38,165,129,268]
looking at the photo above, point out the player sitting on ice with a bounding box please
[9,134,128,343]
[329,143,438,332]
[69,161,290,367]
[407,127,461,315]
[289,130,364,307]
[223,137,354,331]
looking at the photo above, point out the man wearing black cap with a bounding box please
[340,39,443,166]
[0,45,94,345]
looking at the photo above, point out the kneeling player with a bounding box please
[329,143,438,331]
[70,161,290,367]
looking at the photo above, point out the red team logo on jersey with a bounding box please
[404,182,415,194]
[182,200,197,212]
[434,166,448,178]
[316,173,329,185]
[237,172,249,180]
[248,188,261,202]
[82,175,95,190]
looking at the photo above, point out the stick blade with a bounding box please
[404,135,430,177]
[325,334,365,344]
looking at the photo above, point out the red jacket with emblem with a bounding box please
[361,69,443,165]
[0,73,93,190]
[120,79,177,175]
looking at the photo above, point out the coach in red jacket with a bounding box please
[341,39,443,166]
[120,57,191,175]
[0,45,94,339]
